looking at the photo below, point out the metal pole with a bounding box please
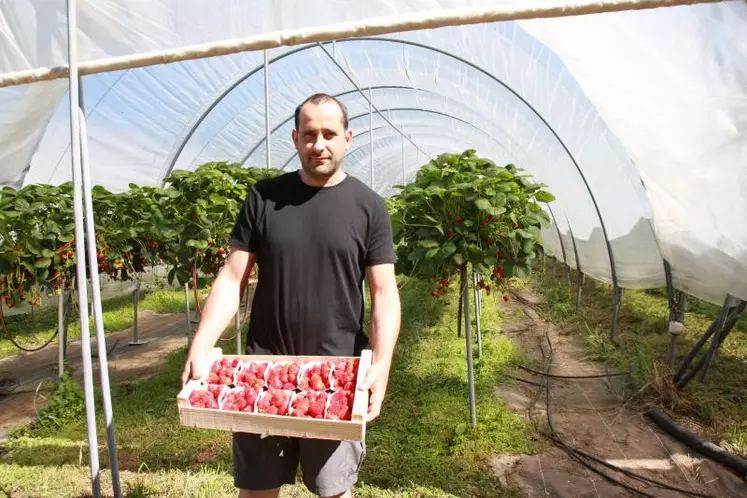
[66,0,101,493]
[462,265,477,428]
[235,312,241,355]
[473,270,483,359]
[79,107,122,497]
[369,86,374,190]
[129,280,143,345]
[610,285,622,340]
[185,283,192,348]
[699,295,738,382]
[263,49,271,169]
[401,131,405,185]
[58,287,66,379]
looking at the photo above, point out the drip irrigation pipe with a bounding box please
[518,364,626,379]
[645,406,747,480]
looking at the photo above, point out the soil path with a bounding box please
[494,289,747,498]
[0,311,191,440]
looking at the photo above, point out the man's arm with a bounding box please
[181,249,256,386]
[359,262,401,422]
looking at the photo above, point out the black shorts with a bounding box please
[232,432,366,496]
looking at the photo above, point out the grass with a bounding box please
[0,285,212,360]
[530,262,747,458]
[0,275,536,497]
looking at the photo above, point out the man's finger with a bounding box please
[359,365,380,390]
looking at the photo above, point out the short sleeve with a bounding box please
[365,196,396,266]
[229,188,260,253]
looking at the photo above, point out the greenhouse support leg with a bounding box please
[473,270,482,359]
[462,264,477,428]
[699,296,741,383]
[79,108,122,498]
[66,3,101,491]
[667,321,684,369]
[235,312,242,355]
[129,280,144,345]
[575,271,584,311]
[58,289,66,379]
[564,262,571,292]
[610,285,622,340]
[185,283,192,348]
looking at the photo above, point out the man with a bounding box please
[181,93,401,498]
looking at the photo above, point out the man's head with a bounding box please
[292,94,353,185]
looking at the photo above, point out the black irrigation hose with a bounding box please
[646,406,747,480]
[518,364,626,379]
[506,374,543,387]
[528,306,716,498]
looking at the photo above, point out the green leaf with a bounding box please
[419,240,439,249]
[58,233,74,242]
[474,198,492,211]
[441,241,457,255]
[14,198,30,211]
[35,258,52,268]
[42,249,55,258]
[425,248,440,260]
[535,191,556,203]
[453,253,464,265]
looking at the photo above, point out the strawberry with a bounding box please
[208,357,240,385]
[236,361,268,389]
[257,388,292,416]
[290,391,329,418]
[267,362,301,390]
[454,216,463,223]
[447,231,455,240]
[332,359,359,392]
[326,390,354,421]
[503,295,509,302]
[189,389,219,409]
[220,387,261,412]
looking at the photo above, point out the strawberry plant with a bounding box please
[161,162,282,286]
[390,149,554,299]
[0,183,76,307]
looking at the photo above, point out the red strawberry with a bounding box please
[503,295,509,302]
[447,231,455,240]
[455,216,463,223]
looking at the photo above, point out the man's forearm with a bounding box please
[369,289,401,367]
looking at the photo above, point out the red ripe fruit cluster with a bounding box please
[332,359,359,391]
[267,362,302,390]
[299,362,332,391]
[221,387,261,413]
[208,357,240,385]
[256,388,292,415]
[236,361,269,389]
[290,391,328,418]
[189,389,219,409]
[326,390,354,421]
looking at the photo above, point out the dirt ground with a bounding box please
[495,289,747,498]
[0,310,194,440]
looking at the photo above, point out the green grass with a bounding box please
[531,263,747,457]
[0,286,211,360]
[0,276,535,497]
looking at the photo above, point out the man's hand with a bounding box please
[181,350,210,387]
[358,362,390,422]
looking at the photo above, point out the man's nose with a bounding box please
[312,135,325,151]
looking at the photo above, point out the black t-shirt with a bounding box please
[229,171,396,357]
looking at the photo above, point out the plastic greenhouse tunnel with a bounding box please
[1,1,746,497]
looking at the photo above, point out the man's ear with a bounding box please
[345,128,353,150]
[292,129,298,144]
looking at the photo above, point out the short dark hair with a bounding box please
[294,93,349,130]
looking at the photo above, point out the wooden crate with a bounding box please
[177,347,371,442]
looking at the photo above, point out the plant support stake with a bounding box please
[462,264,477,428]
[58,288,66,379]
[185,283,192,348]
[129,280,144,345]
[473,270,483,359]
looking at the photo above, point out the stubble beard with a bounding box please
[300,154,344,183]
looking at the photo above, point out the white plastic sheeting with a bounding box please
[0,1,744,305]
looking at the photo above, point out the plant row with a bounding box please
[0,162,283,308]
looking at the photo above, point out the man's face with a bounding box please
[292,101,353,181]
